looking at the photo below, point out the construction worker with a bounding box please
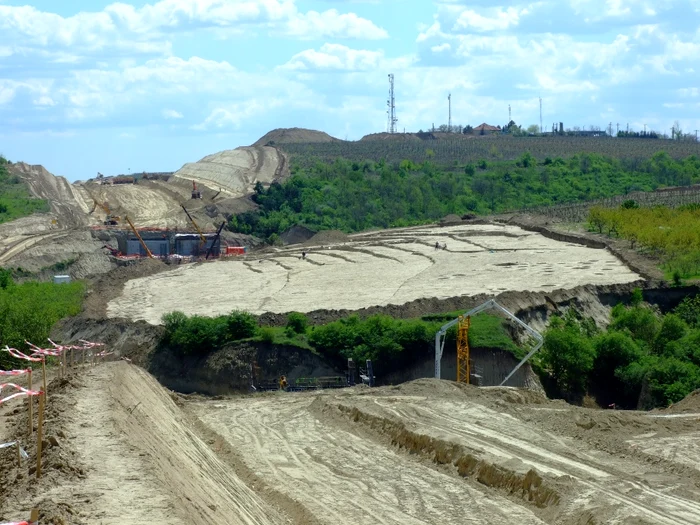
[279,375,288,391]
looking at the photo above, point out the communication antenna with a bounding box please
[448,93,452,132]
[539,96,543,134]
[508,104,511,123]
[387,74,397,134]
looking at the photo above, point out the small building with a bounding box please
[174,233,221,257]
[53,275,71,284]
[472,123,501,134]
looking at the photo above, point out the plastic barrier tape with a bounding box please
[0,441,29,459]
[0,370,30,377]
[3,347,43,362]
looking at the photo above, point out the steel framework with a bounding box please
[434,299,543,386]
[456,315,470,384]
[387,74,397,133]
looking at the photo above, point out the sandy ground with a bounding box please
[193,381,700,525]
[0,362,287,524]
[107,223,641,323]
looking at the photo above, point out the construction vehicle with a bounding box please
[90,198,120,225]
[191,180,202,199]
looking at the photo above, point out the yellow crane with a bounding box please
[456,315,471,384]
[181,204,207,248]
[90,198,120,225]
[125,216,154,258]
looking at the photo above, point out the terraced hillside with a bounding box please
[107,222,640,323]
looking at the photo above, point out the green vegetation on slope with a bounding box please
[230,152,700,241]
[539,291,700,409]
[159,310,515,376]
[0,156,50,224]
[588,203,700,280]
[280,136,700,167]
[0,270,85,369]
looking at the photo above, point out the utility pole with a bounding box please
[539,96,543,134]
[387,74,397,134]
[448,93,452,132]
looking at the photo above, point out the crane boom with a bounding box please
[180,204,207,247]
[125,216,154,258]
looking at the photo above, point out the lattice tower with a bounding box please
[457,315,471,384]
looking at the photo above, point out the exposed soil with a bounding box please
[254,127,340,146]
[303,229,350,246]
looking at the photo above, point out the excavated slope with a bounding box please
[253,127,339,146]
[172,146,287,197]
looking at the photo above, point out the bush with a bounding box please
[160,311,227,355]
[0,280,85,369]
[286,312,308,335]
[227,310,258,340]
[259,327,275,343]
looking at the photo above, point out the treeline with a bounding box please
[230,151,700,242]
[540,291,700,408]
[0,156,50,224]
[588,203,700,279]
[159,310,514,376]
[0,270,85,369]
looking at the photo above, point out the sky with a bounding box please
[1,0,700,181]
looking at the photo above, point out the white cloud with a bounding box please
[452,7,528,32]
[431,43,451,53]
[282,43,384,70]
[162,109,183,119]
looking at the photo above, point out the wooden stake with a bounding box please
[36,392,44,479]
[30,508,39,524]
[16,440,21,467]
[82,348,86,367]
[27,368,33,437]
[41,357,47,402]
[71,347,74,368]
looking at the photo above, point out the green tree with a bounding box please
[227,310,258,340]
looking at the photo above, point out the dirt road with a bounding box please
[1,363,287,524]
[193,381,700,525]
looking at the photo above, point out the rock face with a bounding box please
[172,146,288,198]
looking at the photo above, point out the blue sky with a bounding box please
[1,0,699,181]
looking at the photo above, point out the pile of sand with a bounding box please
[280,225,317,245]
[303,230,349,246]
[665,389,700,413]
[440,214,463,224]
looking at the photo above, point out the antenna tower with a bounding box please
[448,93,452,132]
[508,104,511,123]
[387,74,397,134]
[539,97,543,133]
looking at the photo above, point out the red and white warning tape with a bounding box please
[0,521,30,525]
[95,351,114,357]
[25,341,62,357]
[2,347,43,363]
[0,383,42,404]
[79,339,105,348]
[0,369,30,377]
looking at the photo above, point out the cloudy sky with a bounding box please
[1,0,699,181]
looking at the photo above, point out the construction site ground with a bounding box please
[2,361,700,524]
[107,222,641,323]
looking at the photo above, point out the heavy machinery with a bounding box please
[434,299,543,386]
[124,216,154,258]
[191,180,202,199]
[90,199,120,226]
[180,204,207,249]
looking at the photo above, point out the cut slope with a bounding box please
[254,127,340,146]
[172,146,287,197]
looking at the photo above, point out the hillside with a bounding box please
[253,127,340,146]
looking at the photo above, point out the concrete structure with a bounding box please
[174,234,221,257]
[53,274,72,284]
[127,238,170,257]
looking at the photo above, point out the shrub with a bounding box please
[227,310,258,340]
[259,327,275,343]
[286,312,308,335]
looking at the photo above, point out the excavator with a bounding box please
[90,198,120,226]
[191,180,202,199]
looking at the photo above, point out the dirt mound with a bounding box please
[664,389,700,413]
[440,214,463,224]
[280,224,317,245]
[303,229,349,246]
[254,128,339,146]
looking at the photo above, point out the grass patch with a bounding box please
[0,157,50,224]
